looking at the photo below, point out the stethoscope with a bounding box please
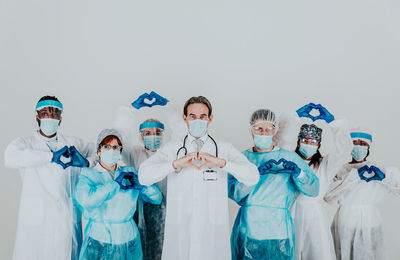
[176,134,218,159]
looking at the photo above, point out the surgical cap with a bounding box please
[96,129,123,149]
[298,124,323,142]
[250,109,279,127]
[350,127,373,145]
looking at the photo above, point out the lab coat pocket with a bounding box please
[20,197,44,226]
[208,198,227,225]
[167,198,182,224]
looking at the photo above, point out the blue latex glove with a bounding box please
[358,165,386,182]
[67,146,89,168]
[51,146,70,169]
[258,158,301,177]
[315,104,335,123]
[115,171,146,191]
[131,91,169,109]
[296,103,335,123]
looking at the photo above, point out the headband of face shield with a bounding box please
[36,100,64,112]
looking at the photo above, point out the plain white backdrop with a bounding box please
[1,0,400,259]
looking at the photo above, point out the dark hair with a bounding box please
[97,135,123,152]
[295,140,323,169]
[183,96,212,117]
[38,96,60,102]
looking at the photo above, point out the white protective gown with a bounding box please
[138,133,260,260]
[324,161,400,260]
[294,118,353,260]
[4,131,96,260]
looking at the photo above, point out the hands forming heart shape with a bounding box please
[51,145,88,169]
[173,152,226,170]
[258,158,301,177]
[358,165,386,182]
[115,171,146,191]
[296,103,335,123]
[131,91,169,109]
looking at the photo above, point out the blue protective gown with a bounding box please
[229,148,319,260]
[74,164,162,260]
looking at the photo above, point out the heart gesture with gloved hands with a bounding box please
[52,145,89,169]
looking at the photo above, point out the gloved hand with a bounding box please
[358,165,386,182]
[51,146,70,169]
[131,91,169,109]
[115,171,146,191]
[296,103,335,123]
[315,104,335,123]
[258,158,301,176]
[282,160,301,177]
[67,146,89,168]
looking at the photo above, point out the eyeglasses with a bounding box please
[100,144,123,151]
[300,138,319,145]
[252,126,275,135]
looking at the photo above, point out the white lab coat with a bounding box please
[4,131,96,260]
[324,161,400,260]
[294,118,352,260]
[138,134,259,260]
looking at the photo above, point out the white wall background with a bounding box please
[1,0,400,259]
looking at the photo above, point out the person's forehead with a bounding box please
[142,127,162,132]
[187,103,209,115]
[38,107,61,113]
[253,121,274,128]
[104,137,120,144]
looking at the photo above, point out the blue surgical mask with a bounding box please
[253,135,273,150]
[351,145,368,162]
[143,135,162,151]
[189,120,208,138]
[100,150,121,167]
[299,143,318,159]
[39,118,60,136]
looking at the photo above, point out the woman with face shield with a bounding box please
[324,127,400,260]
[121,119,167,260]
[293,118,353,260]
[228,109,319,260]
[74,129,162,260]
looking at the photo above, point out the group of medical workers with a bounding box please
[4,94,400,260]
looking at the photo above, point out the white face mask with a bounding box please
[39,118,60,136]
[299,143,318,159]
[100,150,121,167]
[188,120,208,138]
[351,145,368,162]
[253,135,273,150]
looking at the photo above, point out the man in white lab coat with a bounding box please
[4,96,96,260]
[139,96,260,260]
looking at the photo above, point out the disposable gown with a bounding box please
[229,147,319,260]
[293,118,352,260]
[74,164,162,260]
[122,145,167,260]
[324,161,400,260]
[4,131,96,260]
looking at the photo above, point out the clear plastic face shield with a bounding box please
[35,101,64,136]
[139,121,165,152]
